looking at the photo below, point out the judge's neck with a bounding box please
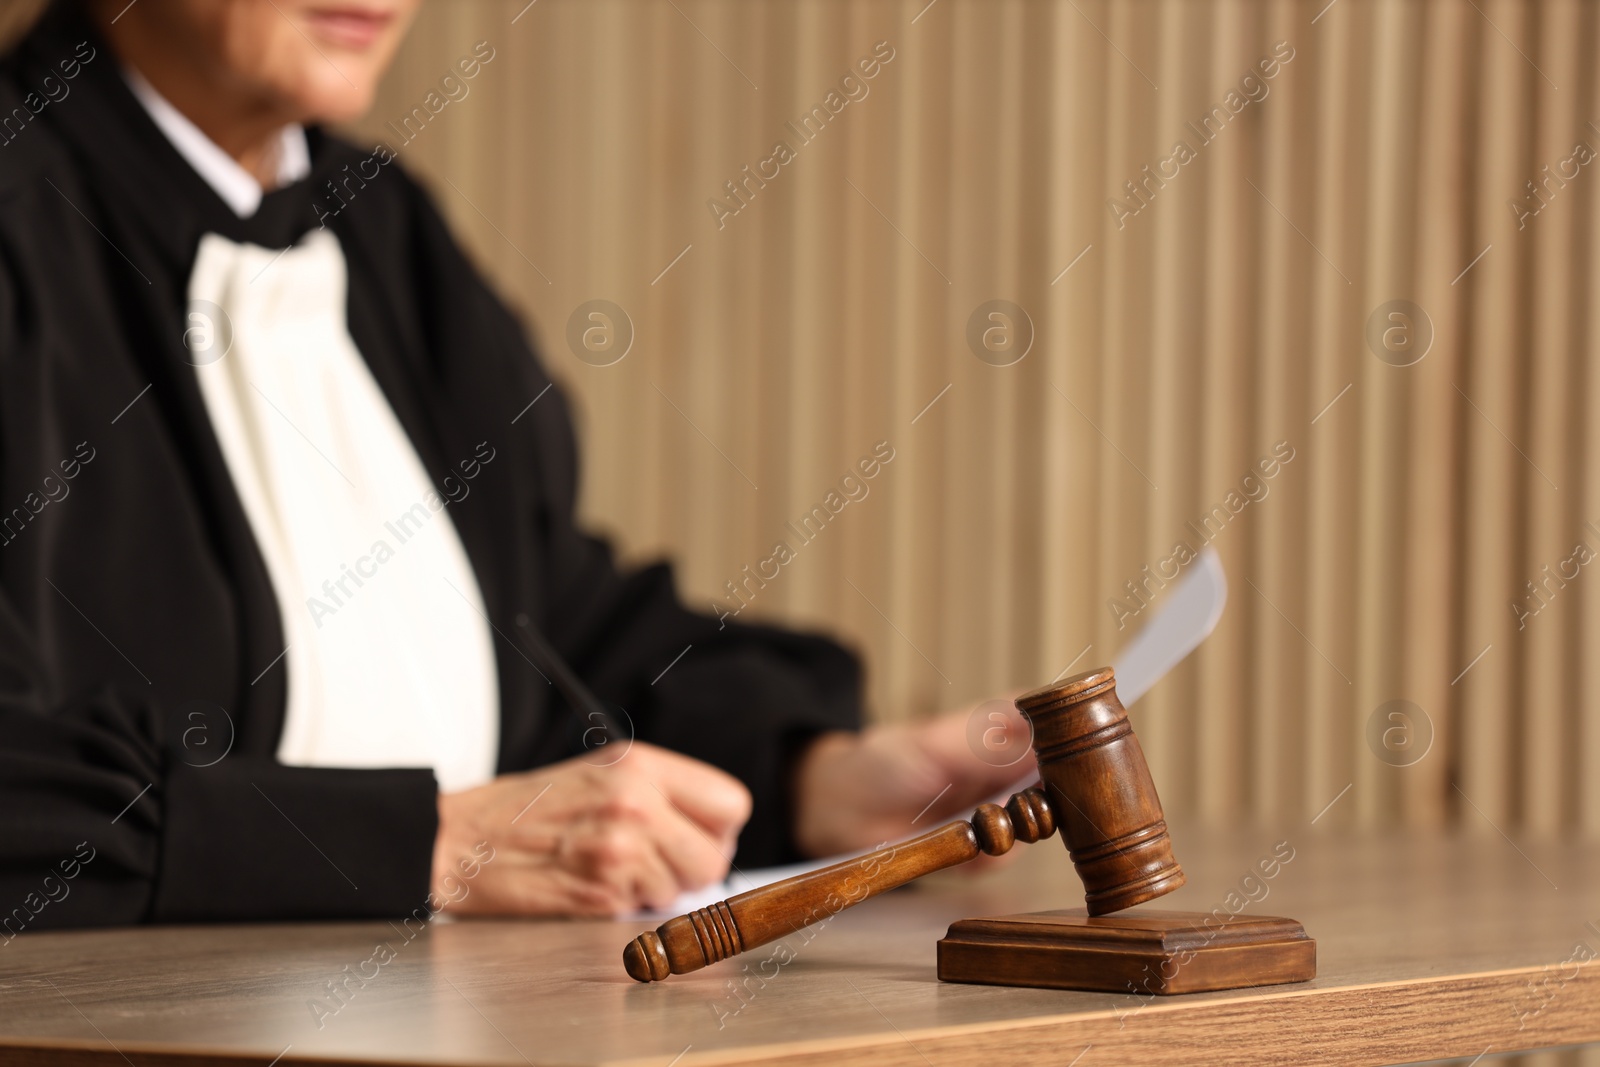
[92,12,295,188]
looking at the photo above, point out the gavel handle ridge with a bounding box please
[623,786,1055,983]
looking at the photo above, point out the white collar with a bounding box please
[123,66,311,219]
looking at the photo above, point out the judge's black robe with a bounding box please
[0,2,860,928]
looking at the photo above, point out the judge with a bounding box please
[0,0,1026,928]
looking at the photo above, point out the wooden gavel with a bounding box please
[623,667,1186,982]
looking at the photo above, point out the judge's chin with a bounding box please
[90,0,419,134]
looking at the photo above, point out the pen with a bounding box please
[514,618,629,756]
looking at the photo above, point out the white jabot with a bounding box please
[124,66,310,217]
[130,68,500,793]
[186,231,500,793]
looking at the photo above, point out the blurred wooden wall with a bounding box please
[349,0,1599,840]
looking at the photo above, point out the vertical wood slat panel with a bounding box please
[942,0,996,702]
[1402,0,1470,830]
[1583,1,1600,837]
[1522,0,1581,833]
[1301,0,1363,826]
[1092,0,1161,795]
[1138,0,1195,806]
[1037,0,1107,754]
[1195,0,1252,822]
[339,0,1597,839]
[1460,0,1530,829]
[894,1,957,715]
[1354,0,1414,825]
[1251,0,1310,819]
[885,0,939,720]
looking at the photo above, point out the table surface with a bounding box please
[2,824,1597,1067]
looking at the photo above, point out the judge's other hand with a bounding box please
[431,742,751,917]
[792,698,1034,860]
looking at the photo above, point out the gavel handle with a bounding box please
[623,786,1055,982]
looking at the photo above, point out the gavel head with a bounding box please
[1016,667,1185,915]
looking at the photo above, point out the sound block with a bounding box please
[937,909,1315,995]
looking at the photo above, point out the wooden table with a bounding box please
[2,826,1596,1066]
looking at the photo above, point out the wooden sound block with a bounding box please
[937,908,1316,995]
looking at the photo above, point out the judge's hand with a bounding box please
[430,742,751,917]
[791,697,1035,860]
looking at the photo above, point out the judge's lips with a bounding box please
[304,6,400,51]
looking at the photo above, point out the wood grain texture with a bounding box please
[1017,668,1185,915]
[937,909,1316,994]
[0,827,1595,1066]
